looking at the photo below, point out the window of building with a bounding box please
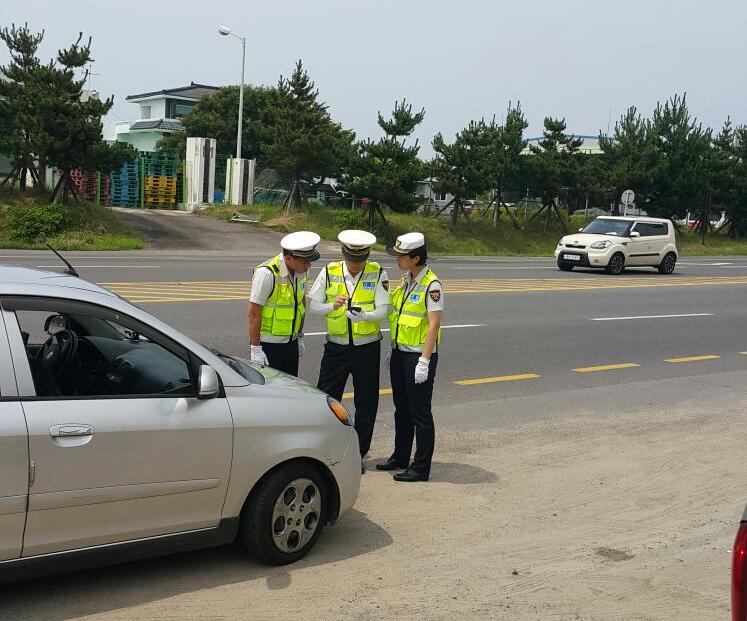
[140,105,151,120]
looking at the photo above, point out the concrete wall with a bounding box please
[139,98,167,120]
[120,131,163,152]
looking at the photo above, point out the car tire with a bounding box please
[605,252,625,275]
[658,252,677,275]
[240,461,328,565]
[557,261,574,271]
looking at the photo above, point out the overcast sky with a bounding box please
[3,0,745,155]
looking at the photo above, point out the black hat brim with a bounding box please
[386,245,409,257]
[290,248,321,262]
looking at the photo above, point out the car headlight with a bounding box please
[327,396,352,426]
[590,240,612,250]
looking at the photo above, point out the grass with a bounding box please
[203,202,747,257]
[0,191,144,251]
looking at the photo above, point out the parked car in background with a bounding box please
[554,216,678,275]
[0,266,361,582]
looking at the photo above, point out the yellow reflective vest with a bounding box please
[257,254,305,340]
[389,268,441,352]
[325,261,383,345]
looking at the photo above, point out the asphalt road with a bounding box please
[2,248,746,431]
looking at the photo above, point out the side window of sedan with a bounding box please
[13,307,195,399]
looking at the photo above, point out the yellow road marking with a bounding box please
[665,355,720,364]
[98,275,747,304]
[454,373,541,385]
[573,363,640,373]
[342,388,392,400]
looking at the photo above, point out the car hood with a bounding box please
[233,356,328,398]
[560,233,624,245]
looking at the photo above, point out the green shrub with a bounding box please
[332,208,366,231]
[9,204,69,242]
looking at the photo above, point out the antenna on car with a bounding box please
[46,243,80,278]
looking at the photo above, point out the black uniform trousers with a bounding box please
[262,339,299,376]
[317,340,381,457]
[389,349,438,479]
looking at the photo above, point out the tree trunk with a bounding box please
[451,197,459,225]
[50,172,65,202]
[432,197,455,219]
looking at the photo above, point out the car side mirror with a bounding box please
[629,231,640,238]
[198,365,220,399]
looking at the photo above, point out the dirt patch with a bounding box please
[596,547,635,562]
[2,401,739,620]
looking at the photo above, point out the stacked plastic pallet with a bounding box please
[142,152,179,208]
[110,161,140,207]
[70,169,110,204]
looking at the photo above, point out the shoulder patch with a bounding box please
[429,289,441,303]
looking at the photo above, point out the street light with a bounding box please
[217,25,246,159]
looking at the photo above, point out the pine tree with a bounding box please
[157,84,279,158]
[484,102,528,228]
[345,99,425,228]
[0,23,45,190]
[526,117,582,231]
[431,119,492,224]
[262,60,355,210]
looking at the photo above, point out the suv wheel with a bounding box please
[557,260,574,272]
[240,462,327,565]
[658,252,677,275]
[605,252,625,275]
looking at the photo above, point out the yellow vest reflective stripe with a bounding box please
[325,261,382,343]
[257,254,305,339]
[389,268,441,351]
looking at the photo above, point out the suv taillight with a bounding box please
[733,522,747,621]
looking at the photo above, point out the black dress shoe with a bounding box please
[376,458,409,471]
[393,469,428,483]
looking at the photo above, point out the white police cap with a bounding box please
[386,231,425,256]
[338,229,376,263]
[281,231,321,261]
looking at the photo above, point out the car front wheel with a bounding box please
[605,252,625,275]
[658,252,677,275]
[240,461,327,565]
[557,260,574,271]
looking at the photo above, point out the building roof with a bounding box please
[129,119,184,132]
[126,82,220,102]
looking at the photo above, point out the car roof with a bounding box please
[595,216,670,224]
[0,266,117,297]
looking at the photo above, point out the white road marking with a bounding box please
[303,323,484,336]
[591,313,714,322]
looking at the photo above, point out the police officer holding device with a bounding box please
[248,231,321,376]
[377,232,443,483]
[309,230,390,465]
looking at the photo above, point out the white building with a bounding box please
[103,82,220,152]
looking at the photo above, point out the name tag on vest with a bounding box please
[409,293,421,303]
[362,281,375,290]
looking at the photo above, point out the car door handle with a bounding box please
[50,424,94,438]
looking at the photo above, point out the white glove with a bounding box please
[346,308,369,323]
[414,357,430,384]
[298,336,305,357]
[250,345,269,366]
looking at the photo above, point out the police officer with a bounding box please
[309,230,390,465]
[377,232,443,482]
[248,231,321,376]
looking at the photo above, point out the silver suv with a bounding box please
[0,266,361,582]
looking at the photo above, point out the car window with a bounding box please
[634,222,668,237]
[12,306,194,399]
[582,218,632,236]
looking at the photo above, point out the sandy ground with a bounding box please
[3,395,741,621]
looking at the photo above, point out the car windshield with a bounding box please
[582,218,631,236]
